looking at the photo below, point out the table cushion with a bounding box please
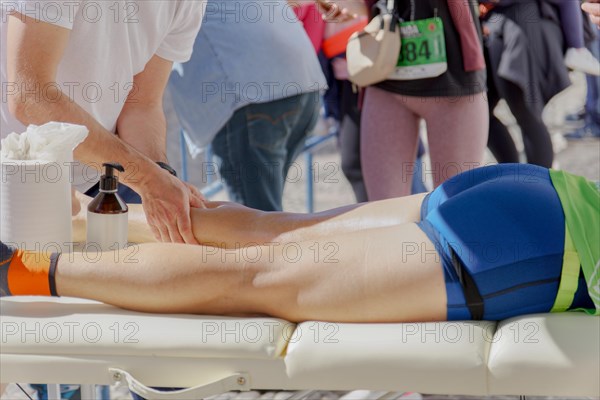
[488,313,600,397]
[0,297,292,360]
[284,321,497,395]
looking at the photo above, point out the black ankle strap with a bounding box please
[49,253,61,297]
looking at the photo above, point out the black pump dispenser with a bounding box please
[99,162,124,192]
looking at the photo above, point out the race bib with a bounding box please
[388,17,448,80]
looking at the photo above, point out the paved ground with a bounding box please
[2,75,598,400]
[3,386,598,400]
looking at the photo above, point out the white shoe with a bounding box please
[565,47,600,76]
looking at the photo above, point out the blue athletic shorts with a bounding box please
[417,164,593,321]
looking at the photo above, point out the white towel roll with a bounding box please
[1,159,73,252]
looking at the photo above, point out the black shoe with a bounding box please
[564,119,600,140]
[564,110,586,124]
[0,241,16,297]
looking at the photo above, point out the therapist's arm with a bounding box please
[6,13,204,244]
[116,54,207,236]
[6,13,139,171]
[116,55,172,163]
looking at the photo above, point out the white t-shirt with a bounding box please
[0,0,206,191]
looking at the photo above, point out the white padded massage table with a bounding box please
[1,296,599,399]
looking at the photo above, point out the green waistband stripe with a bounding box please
[549,169,600,315]
[551,224,581,313]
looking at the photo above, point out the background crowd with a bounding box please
[166,0,600,212]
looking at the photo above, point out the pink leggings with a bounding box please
[361,86,489,199]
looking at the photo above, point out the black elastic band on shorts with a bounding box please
[450,248,484,320]
[48,252,61,297]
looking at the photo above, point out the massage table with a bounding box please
[1,296,598,399]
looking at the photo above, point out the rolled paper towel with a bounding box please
[0,122,88,252]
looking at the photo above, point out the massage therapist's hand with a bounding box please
[139,168,206,244]
[583,1,600,27]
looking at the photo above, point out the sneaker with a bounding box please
[564,120,600,140]
[0,241,15,297]
[564,109,586,123]
[565,48,600,76]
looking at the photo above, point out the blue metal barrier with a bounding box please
[179,130,189,183]
[302,132,337,213]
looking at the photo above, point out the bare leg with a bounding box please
[418,94,488,188]
[74,192,428,248]
[361,86,421,199]
[58,222,446,323]
[361,87,488,197]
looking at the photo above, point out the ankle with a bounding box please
[0,242,60,297]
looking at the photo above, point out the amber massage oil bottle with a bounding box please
[86,162,128,251]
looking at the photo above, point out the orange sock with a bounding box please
[1,242,60,297]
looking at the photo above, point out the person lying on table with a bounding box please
[1,164,598,322]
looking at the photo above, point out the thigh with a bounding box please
[284,92,320,171]
[213,99,304,211]
[258,222,447,323]
[421,94,489,187]
[361,86,422,199]
[339,81,362,174]
[499,79,553,167]
[210,109,257,206]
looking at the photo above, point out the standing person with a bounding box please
[482,0,583,167]
[1,0,207,243]
[321,3,369,202]
[360,0,488,199]
[322,0,429,201]
[168,0,326,212]
[565,36,600,140]
[482,0,600,76]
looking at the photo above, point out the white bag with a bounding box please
[346,0,401,87]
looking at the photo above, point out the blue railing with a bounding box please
[302,131,338,213]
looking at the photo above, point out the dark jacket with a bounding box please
[483,0,594,112]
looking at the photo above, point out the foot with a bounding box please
[0,241,16,297]
[565,48,600,76]
[0,241,58,297]
[564,122,600,140]
[564,109,586,124]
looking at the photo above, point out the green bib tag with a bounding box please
[388,17,448,80]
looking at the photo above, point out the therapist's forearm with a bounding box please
[117,103,168,163]
[10,84,159,190]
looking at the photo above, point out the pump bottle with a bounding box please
[86,162,128,251]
